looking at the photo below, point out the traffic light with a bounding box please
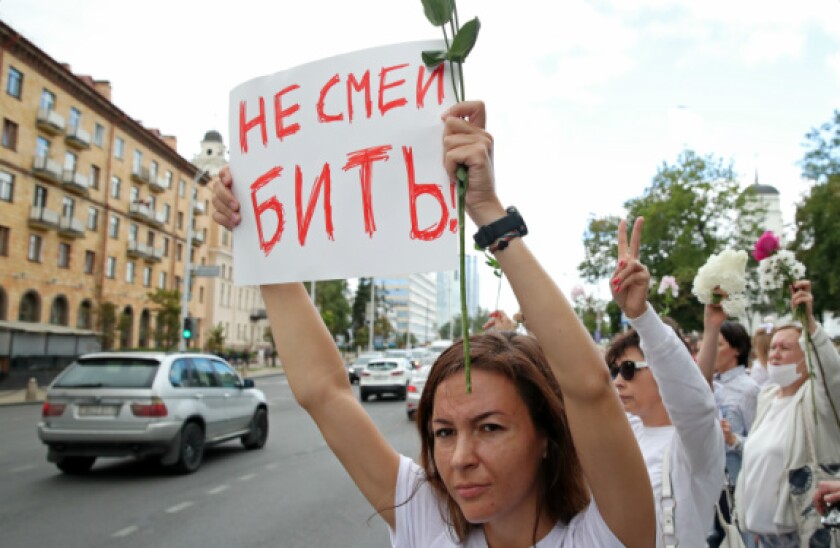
[182,317,193,340]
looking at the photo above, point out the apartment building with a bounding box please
[0,20,212,375]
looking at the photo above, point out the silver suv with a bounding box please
[37,352,269,475]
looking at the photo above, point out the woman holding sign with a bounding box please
[212,101,655,547]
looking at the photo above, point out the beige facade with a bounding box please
[192,132,270,353]
[0,20,212,350]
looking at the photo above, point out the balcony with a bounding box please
[36,107,66,136]
[149,176,167,194]
[131,166,150,185]
[32,155,62,183]
[149,210,166,228]
[128,201,154,222]
[191,232,205,246]
[61,169,91,195]
[28,206,60,230]
[193,202,206,216]
[65,123,91,150]
[58,216,85,239]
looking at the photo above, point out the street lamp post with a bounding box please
[179,169,205,352]
[368,278,375,353]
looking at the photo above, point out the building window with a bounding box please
[150,160,158,181]
[2,119,18,150]
[0,171,13,202]
[133,149,142,175]
[58,242,71,268]
[199,286,204,304]
[93,123,104,147]
[178,179,186,198]
[6,67,22,98]
[165,171,173,188]
[222,228,229,246]
[130,185,139,204]
[143,266,152,287]
[0,225,8,256]
[114,136,124,159]
[33,185,47,207]
[126,261,135,283]
[27,234,42,262]
[158,271,167,289]
[129,223,138,242]
[62,196,75,219]
[90,165,101,189]
[106,256,116,278]
[68,107,81,131]
[84,250,95,274]
[163,203,171,223]
[36,136,50,159]
[64,151,77,176]
[87,206,99,230]
[40,89,56,112]
[177,211,183,229]
[176,242,183,261]
[111,175,121,199]
[162,237,169,257]
[109,214,120,238]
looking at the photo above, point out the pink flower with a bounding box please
[658,276,679,298]
[753,231,780,261]
[571,285,586,301]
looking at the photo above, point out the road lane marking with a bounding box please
[10,465,35,473]
[165,501,194,513]
[238,473,255,481]
[207,485,229,495]
[112,526,139,538]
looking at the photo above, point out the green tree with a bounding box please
[97,301,117,350]
[148,289,182,350]
[351,278,392,350]
[578,150,764,331]
[793,110,840,314]
[438,308,491,339]
[313,280,352,343]
[205,324,225,354]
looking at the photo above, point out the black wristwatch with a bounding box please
[473,206,528,250]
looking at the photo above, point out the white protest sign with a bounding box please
[228,41,459,286]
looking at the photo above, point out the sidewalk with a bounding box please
[0,365,285,407]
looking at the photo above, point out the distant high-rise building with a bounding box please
[376,273,437,346]
[435,253,480,338]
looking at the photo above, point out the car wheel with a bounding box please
[407,410,415,421]
[174,422,204,474]
[56,456,96,475]
[398,387,407,401]
[360,389,368,402]
[241,408,269,450]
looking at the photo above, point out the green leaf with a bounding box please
[421,0,452,26]
[448,17,480,62]
[421,49,448,67]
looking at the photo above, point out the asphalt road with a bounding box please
[0,375,422,548]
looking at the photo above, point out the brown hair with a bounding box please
[414,331,589,543]
[604,325,693,368]
[751,328,773,366]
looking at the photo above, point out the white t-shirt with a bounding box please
[636,424,676,506]
[388,455,623,547]
[739,395,798,534]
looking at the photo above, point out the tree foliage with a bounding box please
[205,324,226,354]
[147,289,181,350]
[438,308,490,339]
[312,280,352,343]
[578,150,764,331]
[794,110,840,314]
[351,278,393,350]
[97,301,117,350]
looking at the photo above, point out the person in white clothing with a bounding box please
[606,221,726,548]
[211,100,656,548]
[735,280,840,547]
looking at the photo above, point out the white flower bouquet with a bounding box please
[692,249,748,317]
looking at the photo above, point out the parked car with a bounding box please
[37,352,269,475]
[346,352,383,383]
[359,358,411,401]
[406,365,431,420]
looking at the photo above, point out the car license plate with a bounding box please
[373,374,388,381]
[78,405,120,417]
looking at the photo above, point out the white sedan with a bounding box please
[406,365,431,420]
[359,358,412,402]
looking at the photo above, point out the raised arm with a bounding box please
[443,102,654,548]
[211,168,400,528]
[792,280,840,427]
[696,302,726,387]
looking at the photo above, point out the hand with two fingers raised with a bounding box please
[211,166,241,230]
[610,217,649,319]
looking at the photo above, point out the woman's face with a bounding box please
[431,369,547,526]
[768,328,806,375]
[612,346,662,420]
[715,334,739,373]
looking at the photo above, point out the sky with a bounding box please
[2,0,839,315]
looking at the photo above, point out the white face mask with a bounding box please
[767,362,803,388]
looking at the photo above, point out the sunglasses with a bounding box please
[610,360,650,381]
